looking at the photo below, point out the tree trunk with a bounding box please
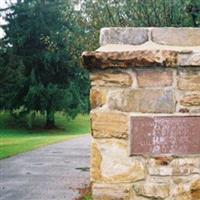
[45,109,55,129]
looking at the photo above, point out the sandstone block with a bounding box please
[100,27,148,46]
[91,139,146,183]
[178,74,200,91]
[171,175,200,200]
[91,111,128,139]
[191,108,200,113]
[82,50,178,69]
[90,88,107,109]
[180,94,200,106]
[90,72,132,87]
[133,181,170,199]
[137,70,173,87]
[178,52,200,66]
[148,157,200,176]
[108,89,175,113]
[152,28,200,46]
[92,183,131,200]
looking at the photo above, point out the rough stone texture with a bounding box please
[148,157,200,176]
[133,181,170,199]
[92,183,131,200]
[90,72,132,87]
[82,28,200,69]
[90,87,107,109]
[82,50,178,69]
[91,139,146,183]
[91,111,128,139]
[178,74,200,91]
[85,27,200,200]
[137,70,173,87]
[191,108,200,113]
[178,52,200,66]
[152,28,200,46]
[180,94,200,106]
[108,89,175,113]
[100,27,148,46]
[171,176,200,200]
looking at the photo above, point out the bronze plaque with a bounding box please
[130,116,200,155]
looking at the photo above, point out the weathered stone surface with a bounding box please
[178,74,200,91]
[152,28,200,46]
[178,52,200,66]
[100,27,148,46]
[108,89,134,112]
[133,181,170,199]
[87,27,200,200]
[90,88,107,109]
[171,176,200,200]
[180,94,200,106]
[179,108,190,113]
[91,142,102,181]
[90,72,132,87]
[148,157,200,176]
[82,50,178,69]
[129,194,150,200]
[191,108,200,113]
[91,139,146,183]
[137,70,173,87]
[92,183,131,200]
[91,111,128,139]
[108,89,175,113]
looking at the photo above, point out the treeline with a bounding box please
[0,0,199,128]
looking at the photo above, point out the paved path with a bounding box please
[0,135,91,200]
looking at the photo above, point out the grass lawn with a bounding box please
[0,112,90,159]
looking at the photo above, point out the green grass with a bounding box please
[0,112,90,159]
[83,195,92,200]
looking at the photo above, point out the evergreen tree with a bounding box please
[1,0,89,128]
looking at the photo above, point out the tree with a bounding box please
[79,0,200,50]
[1,0,89,128]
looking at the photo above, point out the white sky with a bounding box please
[0,0,17,38]
[0,0,81,38]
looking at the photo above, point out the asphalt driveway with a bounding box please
[0,135,91,200]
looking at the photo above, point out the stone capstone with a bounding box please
[178,53,200,66]
[100,27,148,46]
[82,50,178,69]
[151,28,200,46]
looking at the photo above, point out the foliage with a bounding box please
[0,0,90,128]
[79,0,200,50]
[0,112,90,159]
[1,0,200,129]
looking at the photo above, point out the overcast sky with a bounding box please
[0,0,17,38]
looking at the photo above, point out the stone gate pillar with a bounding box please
[82,28,200,200]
